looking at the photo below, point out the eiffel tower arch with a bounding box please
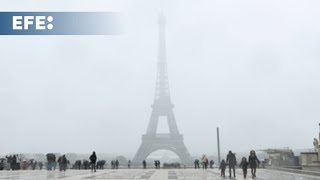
[132,11,192,165]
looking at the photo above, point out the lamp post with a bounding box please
[217,127,221,165]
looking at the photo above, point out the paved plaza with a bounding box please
[0,169,319,180]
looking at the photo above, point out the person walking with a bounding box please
[128,160,131,169]
[111,160,114,169]
[57,156,62,171]
[57,155,68,171]
[0,159,4,170]
[83,160,89,169]
[53,155,57,171]
[219,159,227,178]
[38,161,43,170]
[5,156,12,170]
[76,160,82,170]
[201,154,209,169]
[240,157,249,178]
[248,150,260,178]
[115,160,119,169]
[46,153,56,171]
[194,159,200,169]
[142,160,147,169]
[12,155,17,170]
[226,151,237,178]
[154,160,158,169]
[89,151,97,172]
[209,160,214,169]
[61,155,68,171]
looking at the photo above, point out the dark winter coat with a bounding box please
[248,155,260,168]
[219,161,227,170]
[226,153,237,166]
[90,154,97,164]
[240,160,249,169]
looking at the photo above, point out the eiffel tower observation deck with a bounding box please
[132,10,192,165]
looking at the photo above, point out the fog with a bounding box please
[0,0,320,158]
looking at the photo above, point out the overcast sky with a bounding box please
[1,0,320,158]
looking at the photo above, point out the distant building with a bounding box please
[259,148,296,167]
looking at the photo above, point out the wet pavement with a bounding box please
[0,169,319,180]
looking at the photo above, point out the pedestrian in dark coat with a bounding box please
[209,160,214,169]
[75,160,81,170]
[115,160,119,169]
[194,159,200,169]
[12,155,17,170]
[83,160,89,169]
[46,153,56,171]
[219,160,227,178]
[57,155,68,171]
[0,159,4,171]
[90,151,97,172]
[226,151,237,178]
[142,160,147,169]
[154,160,158,169]
[240,157,249,178]
[38,162,43,170]
[128,160,131,169]
[96,160,106,169]
[248,150,260,178]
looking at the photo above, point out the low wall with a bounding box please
[266,166,320,176]
[300,152,318,166]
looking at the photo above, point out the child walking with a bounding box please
[219,159,227,178]
[240,157,249,178]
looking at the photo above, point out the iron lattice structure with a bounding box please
[132,12,192,165]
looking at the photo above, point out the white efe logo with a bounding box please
[13,16,54,30]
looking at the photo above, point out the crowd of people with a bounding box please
[154,160,161,169]
[46,151,98,172]
[0,149,262,178]
[0,154,44,171]
[0,151,100,172]
[219,150,261,179]
[110,160,119,169]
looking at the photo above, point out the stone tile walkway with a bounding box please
[0,169,319,180]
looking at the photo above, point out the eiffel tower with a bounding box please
[132,10,192,165]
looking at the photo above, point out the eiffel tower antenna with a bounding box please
[155,0,169,102]
[160,0,164,15]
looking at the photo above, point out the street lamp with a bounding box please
[217,127,221,165]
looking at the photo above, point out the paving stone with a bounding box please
[0,169,319,180]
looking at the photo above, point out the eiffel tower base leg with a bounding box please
[132,135,192,166]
